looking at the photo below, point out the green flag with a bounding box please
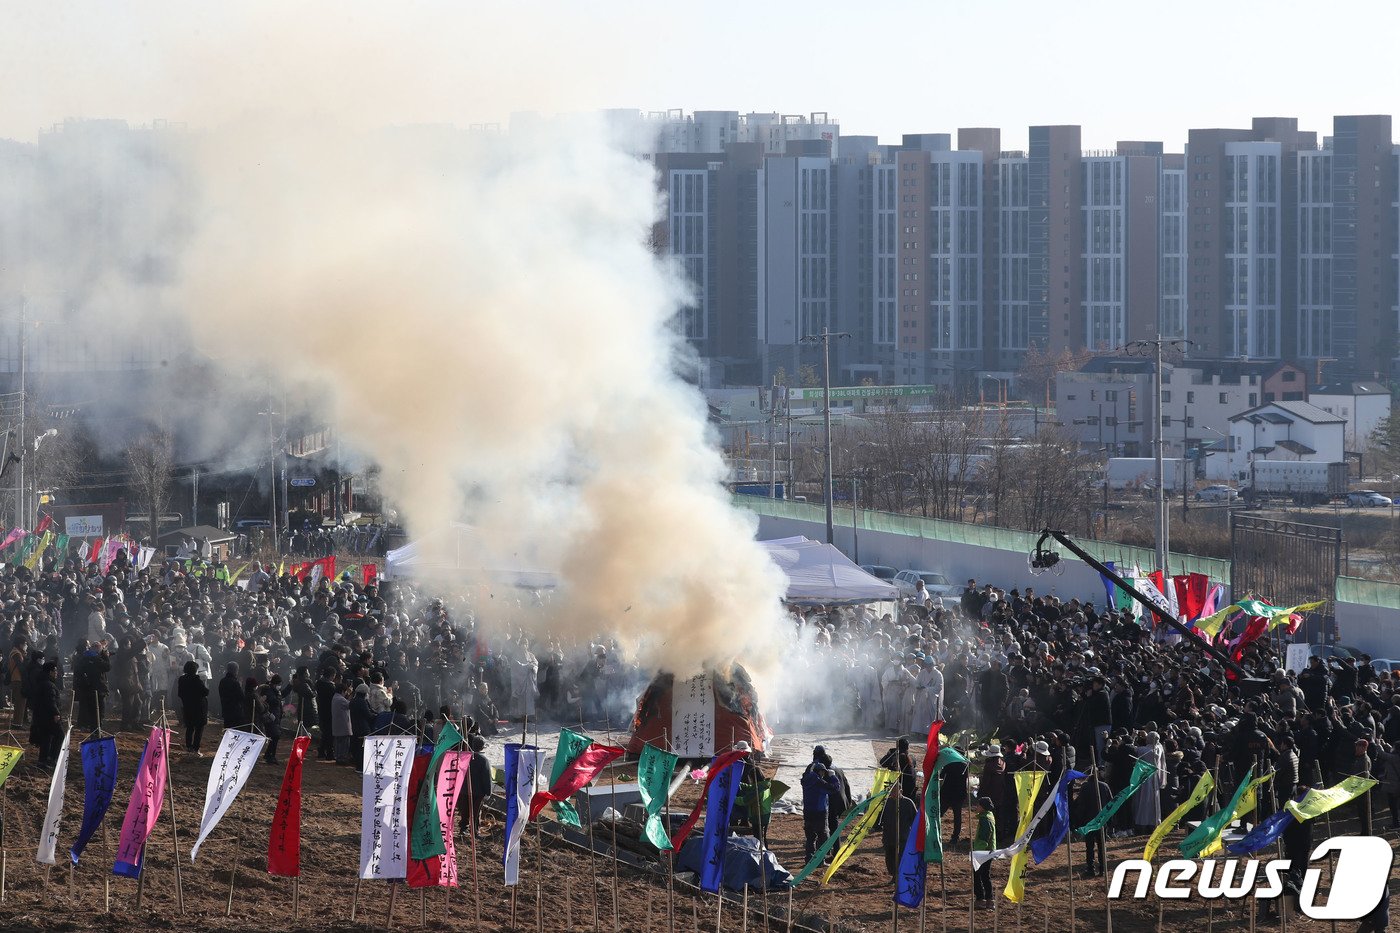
[1180,767,1252,859]
[547,727,595,828]
[1285,776,1378,822]
[53,533,70,558]
[637,743,679,851]
[790,789,891,885]
[1075,759,1157,836]
[923,746,969,863]
[409,719,463,858]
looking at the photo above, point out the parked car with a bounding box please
[1368,658,1397,675]
[893,570,959,599]
[1308,644,1355,662]
[1346,490,1393,508]
[234,518,272,531]
[1195,484,1239,503]
[859,564,899,582]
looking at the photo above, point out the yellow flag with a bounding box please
[277,559,285,576]
[1286,776,1379,822]
[1266,600,1326,631]
[1003,769,1047,903]
[0,745,22,787]
[23,531,52,570]
[1144,771,1214,861]
[822,768,899,884]
[1196,604,1239,638]
[1199,772,1274,858]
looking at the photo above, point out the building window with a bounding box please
[1282,370,1297,382]
[1219,392,1228,404]
[1162,391,1172,403]
[1186,391,1195,404]
[1066,394,1077,401]
[1250,394,1258,406]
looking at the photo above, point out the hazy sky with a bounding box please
[3,1,1397,149]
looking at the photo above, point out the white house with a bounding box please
[1223,400,1346,482]
[1309,381,1391,453]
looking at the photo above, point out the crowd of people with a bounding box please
[789,577,1398,919]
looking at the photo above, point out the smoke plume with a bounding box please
[2,5,790,675]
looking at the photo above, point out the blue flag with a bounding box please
[70,736,118,866]
[1226,794,1305,856]
[894,804,926,908]
[1029,769,1086,865]
[699,759,744,893]
[1100,561,1117,609]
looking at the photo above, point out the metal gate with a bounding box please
[1230,514,1340,644]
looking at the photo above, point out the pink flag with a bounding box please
[113,727,173,877]
[0,528,25,553]
[432,751,471,887]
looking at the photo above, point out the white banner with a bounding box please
[35,728,72,865]
[64,515,103,537]
[137,547,156,571]
[971,776,1062,870]
[504,746,547,886]
[671,673,716,758]
[1286,643,1312,674]
[191,729,266,860]
[360,735,416,880]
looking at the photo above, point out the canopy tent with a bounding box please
[758,535,899,605]
[384,522,557,588]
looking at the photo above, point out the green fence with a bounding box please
[1336,575,1400,609]
[735,494,1232,580]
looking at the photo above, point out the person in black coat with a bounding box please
[29,661,63,767]
[219,663,244,725]
[1070,771,1112,877]
[176,660,209,754]
[315,668,338,760]
[461,733,492,838]
[75,644,111,731]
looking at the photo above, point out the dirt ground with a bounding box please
[0,724,1391,931]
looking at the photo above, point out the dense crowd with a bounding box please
[787,577,1400,889]
[0,547,645,784]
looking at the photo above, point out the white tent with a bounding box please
[384,522,557,588]
[758,536,899,604]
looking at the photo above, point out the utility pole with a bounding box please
[192,467,199,527]
[800,327,851,545]
[1126,335,1188,574]
[15,302,25,530]
[767,379,778,499]
[262,390,280,554]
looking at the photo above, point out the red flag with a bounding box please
[669,750,749,851]
[1186,573,1210,620]
[363,563,378,586]
[267,735,311,876]
[1228,616,1271,667]
[291,561,312,582]
[1172,575,1192,619]
[528,744,625,821]
[314,555,336,582]
[34,513,52,534]
[406,751,440,888]
[914,719,945,853]
[88,537,104,564]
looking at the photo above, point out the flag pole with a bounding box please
[159,704,186,914]
[1249,753,1260,933]
[966,784,973,933]
[663,730,676,933]
[606,712,621,933]
[225,830,241,916]
[1089,749,1111,933]
[581,695,600,932]
[533,713,543,933]
[1205,757,1220,933]
[939,861,947,933]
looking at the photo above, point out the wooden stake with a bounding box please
[567,876,574,929]
[787,885,793,933]
[352,876,362,922]
[226,835,240,917]
[940,862,947,933]
[742,883,749,933]
[1065,826,1075,933]
[606,714,620,933]
[420,887,427,929]
[386,880,398,931]
[159,708,186,914]
[1088,749,1111,933]
[293,876,300,923]
[650,888,657,932]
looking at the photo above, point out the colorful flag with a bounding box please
[363,563,379,586]
[913,719,944,854]
[1285,775,1378,822]
[0,528,26,555]
[113,727,173,878]
[36,729,71,866]
[267,735,310,876]
[191,729,266,860]
[669,749,750,852]
[789,787,892,885]
[410,719,464,859]
[34,512,52,534]
[638,744,679,851]
[0,744,22,787]
[894,802,927,908]
[1099,560,1117,609]
[1226,803,1297,856]
[429,751,470,887]
[70,736,118,866]
[1076,759,1156,837]
[1195,771,1274,857]
[503,743,546,886]
[698,758,744,893]
[822,767,899,884]
[1003,770,1048,903]
[539,727,593,828]
[1030,769,1087,864]
[529,742,625,822]
[973,770,1060,871]
[359,735,416,880]
[1143,770,1214,861]
[1268,600,1326,631]
[1180,767,1254,860]
[405,752,437,889]
[923,746,969,863]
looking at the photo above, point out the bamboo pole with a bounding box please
[582,696,600,932]
[225,833,240,916]
[159,706,186,913]
[386,880,398,931]
[606,713,620,933]
[1088,748,1111,933]
[293,876,300,923]
[533,714,543,933]
[940,862,947,933]
[352,876,362,922]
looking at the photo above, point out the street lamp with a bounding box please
[800,328,851,545]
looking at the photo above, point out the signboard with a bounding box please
[1285,643,1311,674]
[289,477,317,488]
[671,674,716,758]
[787,384,942,402]
[65,515,103,537]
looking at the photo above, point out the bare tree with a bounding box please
[126,428,175,543]
[998,427,1096,531]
